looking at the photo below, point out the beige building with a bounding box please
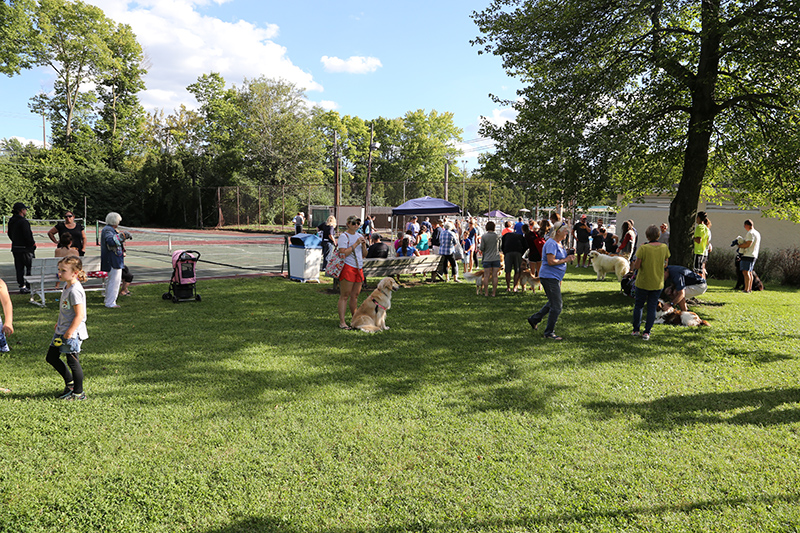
[616,196,800,252]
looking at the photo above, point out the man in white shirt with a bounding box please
[739,219,761,293]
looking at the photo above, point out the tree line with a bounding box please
[0,0,475,227]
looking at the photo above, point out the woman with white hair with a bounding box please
[438,221,461,282]
[100,212,131,308]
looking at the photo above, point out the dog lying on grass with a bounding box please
[654,302,710,327]
[350,277,399,332]
[589,250,630,282]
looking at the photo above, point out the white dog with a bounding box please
[588,250,630,281]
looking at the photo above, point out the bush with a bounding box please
[705,249,737,280]
[773,248,800,286]
[702,247,800,286]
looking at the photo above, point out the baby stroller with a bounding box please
[162,250,201,303]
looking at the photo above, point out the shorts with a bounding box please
[483,260,501,269]
[52,332,83,354]
[740,257,756,272]
[340,263,365,283]
[0,319,8,352]
[683,283,708,299]
[576,241,590,255]
[693,254,707,273]
[529,247,542,262]
[504,251,522,273]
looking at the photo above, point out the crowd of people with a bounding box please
[312,211,763,339]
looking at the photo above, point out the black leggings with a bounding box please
[46,345,84,394]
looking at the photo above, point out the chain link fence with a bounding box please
[195,180,556,229]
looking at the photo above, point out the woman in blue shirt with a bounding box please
[396,236,420,257]
[527,221,575,340]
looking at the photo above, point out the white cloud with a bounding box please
[84,0,322,113]
[317,100,340,111]
[482,106,518,128]
[321,55,382,74]
[6,136,45,148]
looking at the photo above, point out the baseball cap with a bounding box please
[12,202,28,212]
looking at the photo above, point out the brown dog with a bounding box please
[350,277,399,332]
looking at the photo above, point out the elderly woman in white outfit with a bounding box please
[100,212,131,308]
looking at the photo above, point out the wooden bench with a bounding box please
[25,256,107,308]
[361,254,446,282]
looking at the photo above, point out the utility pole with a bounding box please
[366,123,374,218]
[444,159,450,202]
[333,131,340,223]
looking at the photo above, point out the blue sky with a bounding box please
[0,0,519,168]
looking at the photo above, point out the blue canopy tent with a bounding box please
[392,196,462,217]
[484,209,512,218]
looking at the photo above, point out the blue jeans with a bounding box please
[321,240,333,271]
[530,277,562,335]
[632,287,661,334]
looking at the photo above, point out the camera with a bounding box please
[567,248,576,256]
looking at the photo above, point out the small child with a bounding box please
[462,235,473,272]
[46,257,89,401]
[0,278,14,353]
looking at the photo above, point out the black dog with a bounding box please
[734,253,764,291]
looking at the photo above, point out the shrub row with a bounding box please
[705,247,800,286]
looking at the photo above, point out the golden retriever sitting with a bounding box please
[350,277,399,332]
[588,250,630,281]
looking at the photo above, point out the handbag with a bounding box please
[326,235,348,278]
[453,241,464,261]
[452,231,464,260]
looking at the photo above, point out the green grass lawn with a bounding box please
[1,269,799,532]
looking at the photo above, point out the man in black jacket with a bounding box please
[8,202,36,294]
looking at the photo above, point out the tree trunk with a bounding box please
[668,0,721,267]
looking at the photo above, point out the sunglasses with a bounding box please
[350,219,361,226]
[64,214,74,218]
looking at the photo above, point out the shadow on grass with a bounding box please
[586,387,800,429]
[57,279,573,417]
[202,493,800,532]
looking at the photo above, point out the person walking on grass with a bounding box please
[528,221,575,340]
[631,225,670,341]
[0,278,14,354]
[46,257,88,400]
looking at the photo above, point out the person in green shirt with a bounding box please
[693,211,711,278]
[631,225,671,341]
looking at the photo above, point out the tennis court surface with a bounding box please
[0,225,290,286]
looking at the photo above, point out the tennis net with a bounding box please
[95,222,288,274]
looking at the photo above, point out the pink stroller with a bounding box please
[162,250,201,303]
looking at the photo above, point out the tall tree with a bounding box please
[237,76,324,185]
[95,23,147,169]
[474,0,800,265]
[0,0,36,75]
[28,0,118,147]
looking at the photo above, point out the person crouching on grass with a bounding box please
[46,257,89,400]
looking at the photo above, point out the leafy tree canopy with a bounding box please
[473,0,800,265]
